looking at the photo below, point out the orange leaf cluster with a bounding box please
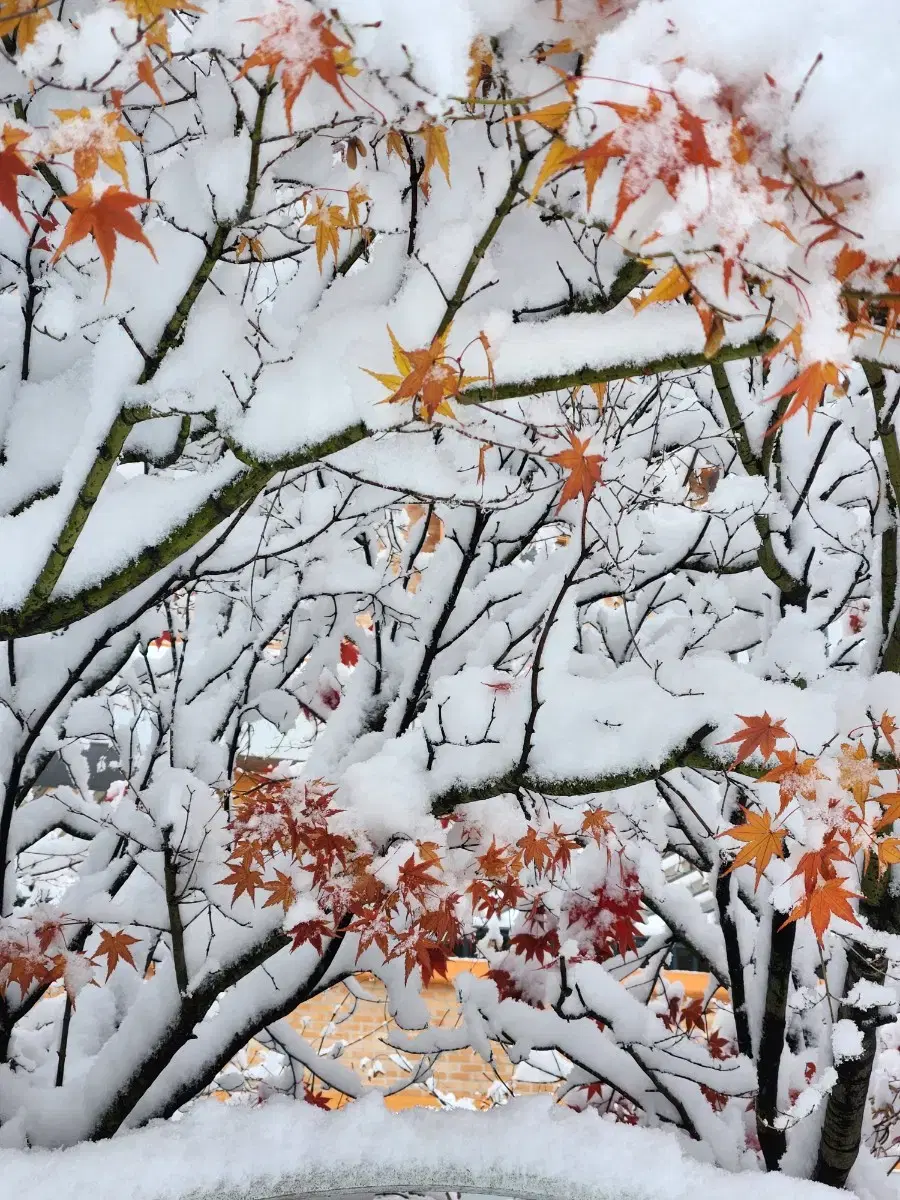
[718,713,900,941]
[563,91,719,229]
[363,326,487,422]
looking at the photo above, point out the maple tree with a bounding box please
[3,3,900,1198]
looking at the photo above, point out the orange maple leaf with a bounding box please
[517,826,554,875]
[0,125,33,231]
[476,838,511,880]
[880,712,898,753]
[581,807,614,844]
[548,428,605,512]
[834,244,867,283]
[94,928,140,979]
[789,835,848,894]
[238,3,354,131]
[837,741,880,809]
[260,868,297,911]
[760,748,822,812]
[565,91,719,227]
[137,55,165,104]
[218,858,265,904]
[52,184,156,296]
[363,326,485,422]
[717,712,789,765]
[875,791,900,830]
[781,877,862,944]
[766,361,843,433]
[721,807,786,889]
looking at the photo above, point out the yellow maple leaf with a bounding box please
[385,128,408,162]
[344,182,369,229]
[466,35,493,105]
[837,741,880,809]
[417,123,450,196]
[528,137,575,202]
[119,0,204,55]
[0,0,50,51]
[303,196,347,272]
[877,836,900,873]
[235,233,264,261]
[630,264,694,313]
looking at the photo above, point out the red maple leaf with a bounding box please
[396,854,441,899]
[0,125,34,230]
[339,637,359,667]
[287,917,333,954]
[509,927,561,964]
[303,1084,332,1109]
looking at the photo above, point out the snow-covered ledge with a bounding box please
[0,1097,844,1200]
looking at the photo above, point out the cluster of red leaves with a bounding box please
[486,855,642,1000]
[0,915,140,1003]
[222,772,461,985]
[563,861,643,962]
[223,773,637,989]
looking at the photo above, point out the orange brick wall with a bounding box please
[284,962,546,1107]
[276,961,716,1109]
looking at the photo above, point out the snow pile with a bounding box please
[0,1095,849,1200]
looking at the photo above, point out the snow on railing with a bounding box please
[0,1096,843,1200]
